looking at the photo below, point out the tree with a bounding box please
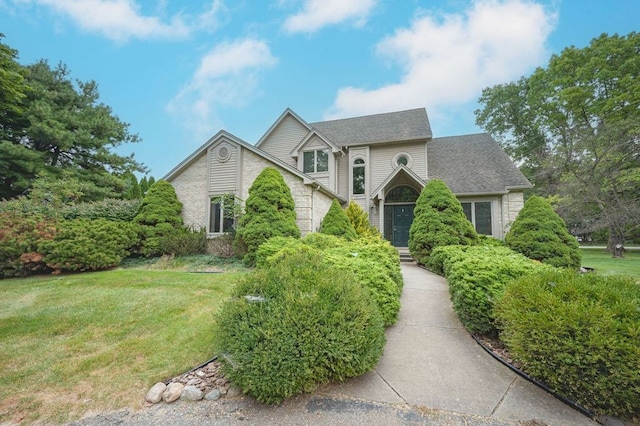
[505,196,581,269]
[234,167,300,266]
[476,32,640,255]
[0,34,38,199]
[0,42,147,200]
[408,179,478,264]
[320,199,357,240]
[122,172,141,200]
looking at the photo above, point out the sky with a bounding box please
[0,0,638,178]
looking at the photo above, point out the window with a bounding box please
[210,197,235,233]
[386,185,419,203]
[303,149,329,173]
[392,152,413,168]
[461,201,492,235]
[352,158,365,195]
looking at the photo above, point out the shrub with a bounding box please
[505,196,581,269]
[207,234,236,258]
[38,219,139,273]
[234,167,300,266]
[345,201,378,237]
[62,198,142,222]
[425,245,472,276]
[495,271,640,420]
[301,232,346,250]
[134,180,184,257]
[133,180,183,227]
[214,251,385,404]
[408,179,478,264]
[159,227,206,256]
[254,236,306,269]
[444,245,550,336]
[320,199,357,240]
[0,212,57,277]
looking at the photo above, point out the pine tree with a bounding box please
[320,199,357,240]
[234,167,300,266]
[505,195,581,268]
[408,179,478,264]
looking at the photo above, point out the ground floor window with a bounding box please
[461,201,492,235]
[210,196,235,234]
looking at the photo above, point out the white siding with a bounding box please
[337,155,349,197]
[369,142,427,191]
[258,115,308,168]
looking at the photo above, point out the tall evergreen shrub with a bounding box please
[505,196,581,269]
[408,179,478,264]
[133,180,183,256]
[320,199,357,240]
[234,167,300,266]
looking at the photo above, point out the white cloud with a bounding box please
[24,0,224,42]
[166,38,277,142]
[283,0,376,34]
[325,0,556,120]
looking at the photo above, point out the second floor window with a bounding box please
[353,158,365,195]
[303,149,329,173]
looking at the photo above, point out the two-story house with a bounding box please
[164,107,531,247]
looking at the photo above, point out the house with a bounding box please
[163,107,531,247]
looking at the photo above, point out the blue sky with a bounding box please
[1,0,637,177]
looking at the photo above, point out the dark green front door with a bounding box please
[392,205,413,247]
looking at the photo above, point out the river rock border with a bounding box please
[145,359,242,405]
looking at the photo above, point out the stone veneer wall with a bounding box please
[501,191,525,236]
[240,149,334,235]
[169,153,208,230]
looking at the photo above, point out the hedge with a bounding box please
[495,270,640,421]
[214,251,385,404]
[435,245,550,336]
[38,219,139,273]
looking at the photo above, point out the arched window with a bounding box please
[386,185,419,203]
[352,158,365,195]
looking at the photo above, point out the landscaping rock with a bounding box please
[181,385,204,401]
[145,382,167,404]
[163,382,184,403]
[227,384,242,398]
[204,389,222,401]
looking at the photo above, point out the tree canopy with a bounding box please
[476,32,640,253]
[0,35,145,200]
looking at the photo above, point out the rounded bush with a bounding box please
[408,179,478,264]
[345,201,379,237]
[505,196,581,269]
[320,199,357,240]
[214,251,385,404]
[495,270,640,421]
[38,219,139,273]
[444,246,550,336]
[0,212,57,277]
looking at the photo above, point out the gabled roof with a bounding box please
[289,129,343,158]
[162,130,345,202]
[427,133,532,195]
[311,108,432,147]
[255,108,311,148]
[371,164,426,201]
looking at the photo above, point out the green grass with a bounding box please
[0,263,245,424]
[580,248,640,279]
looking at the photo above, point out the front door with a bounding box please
[392,205,414,247]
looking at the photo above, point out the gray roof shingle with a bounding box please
[311,108,432,147]
[427,133,532,194]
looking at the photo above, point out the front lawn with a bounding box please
[580,248,640,279]
[0,264,243,424]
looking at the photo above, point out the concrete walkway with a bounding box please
[322,263,595,425]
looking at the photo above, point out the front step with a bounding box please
[396,247,414,263]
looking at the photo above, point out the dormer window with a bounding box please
[303,149,329,173]
[352,157,365,195]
